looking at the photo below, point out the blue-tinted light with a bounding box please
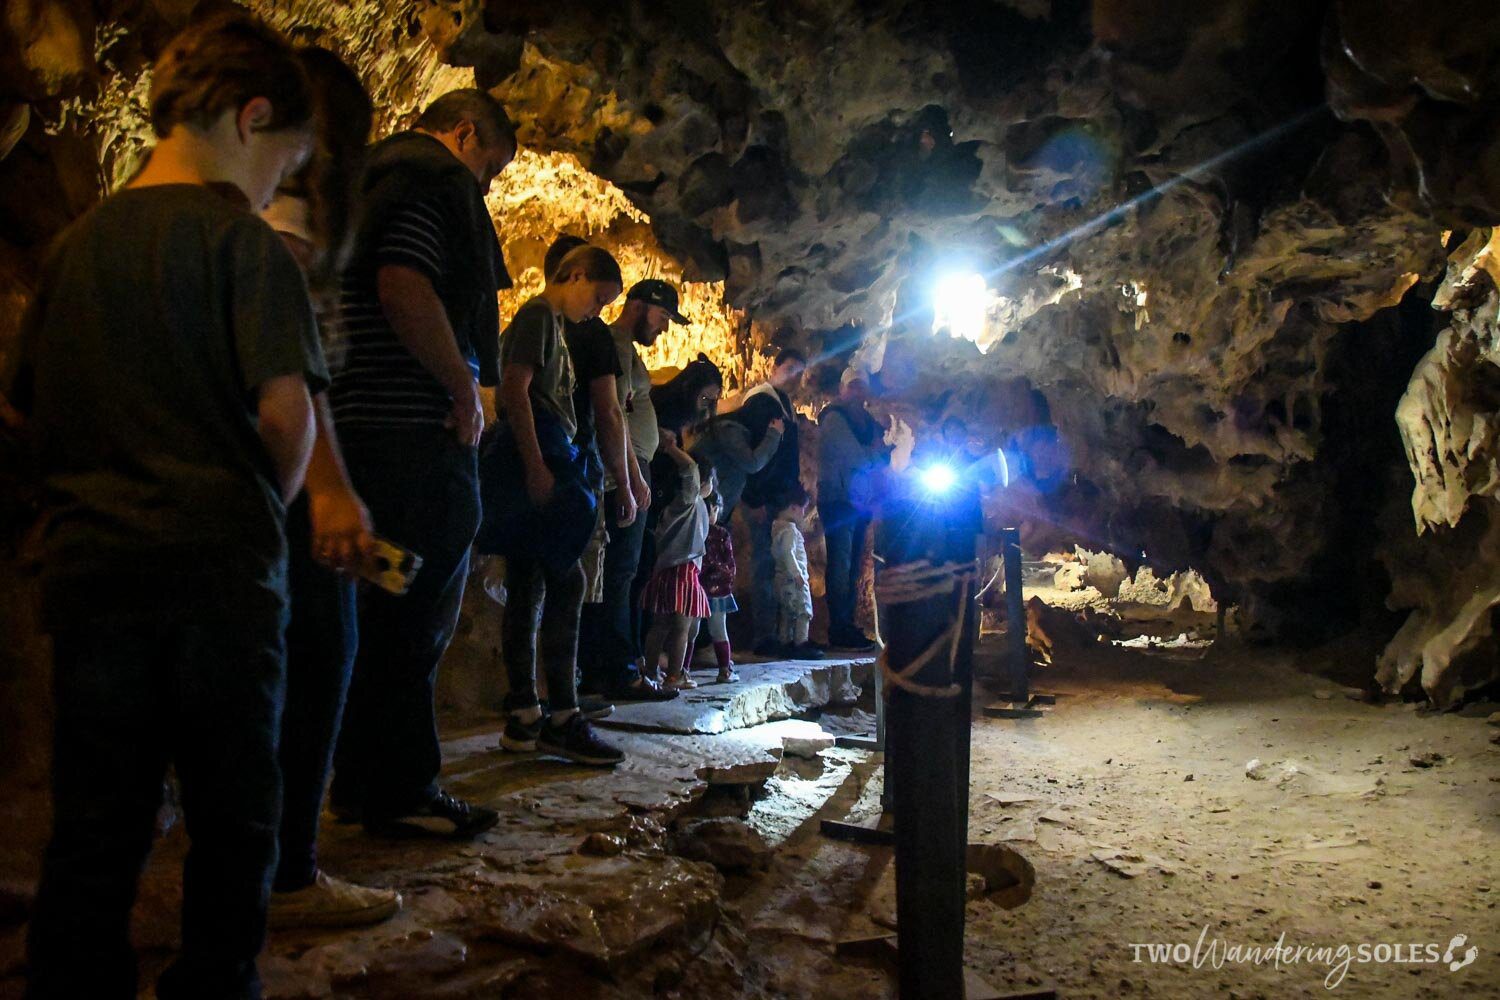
[920,463,958,494]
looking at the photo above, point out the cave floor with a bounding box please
[1,622,1498,999]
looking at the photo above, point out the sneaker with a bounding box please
[365,790,499,839]
[608,675,680,702]
[500,712,546,752]
[787,642,826,660]
[715,668,740,684]
[578,696,615,721]
[537,698,615,722]
[665,670,698,690]
[536,714,624,767]
[269,871,402,930]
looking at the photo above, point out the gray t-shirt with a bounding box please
[611,323,659,465]
[7,183,327,625]
[499,297,577,440]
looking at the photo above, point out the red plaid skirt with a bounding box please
[641,561,710,617]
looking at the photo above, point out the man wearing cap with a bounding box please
[578,279,688,701]
[817,368,887,650]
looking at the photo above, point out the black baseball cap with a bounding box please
[626,279,688,324]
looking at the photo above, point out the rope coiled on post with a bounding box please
[874,560,972,699]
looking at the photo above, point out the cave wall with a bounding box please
[2,0,1500,754]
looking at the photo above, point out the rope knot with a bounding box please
[875,559,973,699]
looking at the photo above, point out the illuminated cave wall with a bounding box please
[9,0,1500,713]
[487,146,765,390]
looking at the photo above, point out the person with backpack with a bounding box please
[817,367,888,650]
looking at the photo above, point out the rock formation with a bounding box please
[4,0,1500,724]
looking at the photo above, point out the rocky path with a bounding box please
[2,641,1496,999]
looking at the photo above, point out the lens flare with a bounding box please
[920,463,958,494]
[932,271,992,343]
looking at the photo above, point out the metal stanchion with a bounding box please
[983,527,1056,720]
[1002,527,1027,704]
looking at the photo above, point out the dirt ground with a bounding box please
[1,602,1497,999]
[626,600,1500,999]
[952,610,1500,999]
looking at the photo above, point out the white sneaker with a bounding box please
[269,871,402,930]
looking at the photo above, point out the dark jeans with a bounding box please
[27,608,286,1000]
[275,496,356,891]
[579,465,650,693]
[334,427,479,820]
[502,554,584,712]
[744,505,777,645]
[632,468,665,663]
[819,500,870,638]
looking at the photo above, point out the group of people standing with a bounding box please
[1,10,890,999]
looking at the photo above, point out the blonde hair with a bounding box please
[549,245,623,287]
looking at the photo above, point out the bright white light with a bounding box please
[932,271,991,343]
[920,463,958,494]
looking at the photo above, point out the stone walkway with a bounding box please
[600,656,874,734]
[38,658,886,1000]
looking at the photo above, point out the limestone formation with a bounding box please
[1380,228,1500,704]
[4,1,1500,739]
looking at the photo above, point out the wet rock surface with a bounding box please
[670,818,772,874]
[600,658,871,735]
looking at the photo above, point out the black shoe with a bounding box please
[578,696,614,721]
[500,712,546,752]
[364,790,499,840]
[831,629,877,651]
[788,642,826,660]
[607,675,680,702]
[536,714,624,767]
[537,697,615,721]
[328,799,362,825]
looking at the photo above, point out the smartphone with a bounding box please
[358,536,423,595]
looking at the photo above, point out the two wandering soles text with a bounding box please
[1129,926,1479,990]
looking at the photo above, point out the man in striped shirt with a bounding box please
[329,89,515,839]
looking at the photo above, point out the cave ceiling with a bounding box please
[6,0,1500,701]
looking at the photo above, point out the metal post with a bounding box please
[878,492,972,1000]
[1001,527,1027,704]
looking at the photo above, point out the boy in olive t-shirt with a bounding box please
[1,14,325,1000]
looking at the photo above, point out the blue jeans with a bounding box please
[334,427,479,820]
[819,500,870,638]
[275,495,356,890]
[578,464,650,693]
[28,609,286,1000]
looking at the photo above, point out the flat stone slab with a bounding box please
[600,657,874,735]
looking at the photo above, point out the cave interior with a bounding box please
[2,1,1499,997]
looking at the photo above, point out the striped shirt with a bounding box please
[329,197,478,429]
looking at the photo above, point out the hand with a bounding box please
[446,381,483,448]
[309,486,375,574]
[526,464,556,507]
[631,475,652,515]
[768,417,785,434]
[615,488,638,528]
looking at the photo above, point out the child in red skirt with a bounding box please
[641,431,716,689]
[700,491,739,683]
